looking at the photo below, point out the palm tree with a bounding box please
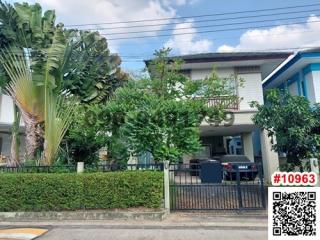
[0,1,57,164]
[1,24,74,164]
[0,51,44,160]
[0,0,23,166]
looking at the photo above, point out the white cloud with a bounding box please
[216,44,235,53]
[217,15,320,52]
[164,20,213,55]
[29,0,178,52]
[170,0,199,5]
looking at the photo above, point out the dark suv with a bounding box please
[218,155,258,180]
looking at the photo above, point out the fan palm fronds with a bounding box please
[44,94,74,165]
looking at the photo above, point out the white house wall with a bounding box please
[0,94,15,124]
[311,71,320,103]
[305,72,316,104]
[0,93,25,159]
[191,67,233,80]
[237,72,263,110]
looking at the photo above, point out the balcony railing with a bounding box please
[206,96,239,110]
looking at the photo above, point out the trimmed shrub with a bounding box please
[0,171,163,211]
[83,172,163,209]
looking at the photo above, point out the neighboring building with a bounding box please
[0,93,25,163]
[263,48,320,105]
[146,51,292,181]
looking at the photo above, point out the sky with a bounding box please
[7,0,320,72]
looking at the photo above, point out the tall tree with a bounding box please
[1,42,74,165]
[0,2,70,163]
[1,51,45,160]
[1,1,127,164]
[104,49,239,163]
[0,0,23,165]
[251,89,320,169]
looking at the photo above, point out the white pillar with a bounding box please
[260,130,279,183]
[128,154,138,164]
[163,160,170,213]
[242,132,254,162]
[77,162,84,173]
[310,158,320,187]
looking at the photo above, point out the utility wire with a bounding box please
[65,3,320,27]
[76,8,319,31]
[96,14,318,36]
[107,28,319,49]
[6,28,318,57]
[104,19,320,41]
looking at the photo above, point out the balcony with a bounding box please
[206,96,239,110]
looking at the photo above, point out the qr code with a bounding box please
[269,187,320,240]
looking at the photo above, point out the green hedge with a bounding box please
[0,171,163,211]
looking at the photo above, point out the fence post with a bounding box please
[236,165,243,210]
[77,162,84,173]
[259,164,266,208]
[164,160,170,213]
[310,158,320,187]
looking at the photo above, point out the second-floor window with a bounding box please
[223,77,237,96]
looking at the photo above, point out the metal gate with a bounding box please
[169,163,266,210]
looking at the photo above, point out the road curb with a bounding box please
[0,209,168,221]
[0,224,267,231]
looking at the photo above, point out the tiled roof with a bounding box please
[144,51,292,65]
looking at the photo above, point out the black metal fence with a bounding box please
[169,163,265,211]
[0,163,163,173]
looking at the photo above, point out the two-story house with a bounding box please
[147,51,292,181]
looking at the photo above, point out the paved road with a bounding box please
[39,227,267,240]
[0,213,268,240]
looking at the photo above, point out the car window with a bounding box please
[219,155,250,163]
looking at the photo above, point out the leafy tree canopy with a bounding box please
[62,30,128,103]
[0,1,128,164]
[103,48,239,163]
[251,89,320,168]
[62,103,129,165]
[0,1,128,103]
